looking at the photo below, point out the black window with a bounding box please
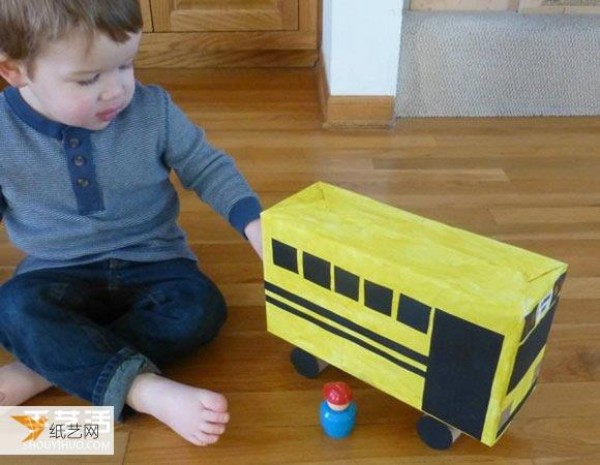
[397,294,431,333]
[508,304,557,393]
[303,253,331,289]
[364,281,393,316]
[521,307,536,341]
[334,267,359,301]
[272,239,298,273]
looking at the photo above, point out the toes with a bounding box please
[201,422,227,436]
[190,432,220,447]
[201,392,228,413]
[187,436,208,447]
[203,410,230,425]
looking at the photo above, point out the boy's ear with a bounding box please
[0,56,29,87]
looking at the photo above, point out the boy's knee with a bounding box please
[183,288,227,346]
[0,278,40,319]
[150,282,227,355]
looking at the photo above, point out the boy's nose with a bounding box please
[100,76,126,101]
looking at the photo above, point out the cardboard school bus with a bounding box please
[261,182,567,449]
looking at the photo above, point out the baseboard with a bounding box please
[317,53,396,128]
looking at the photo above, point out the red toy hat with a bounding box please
[323,381,352,405]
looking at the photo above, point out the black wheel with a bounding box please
[290,347,328,378]
[416,415,461,450]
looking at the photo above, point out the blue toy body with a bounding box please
[319,400,357,439]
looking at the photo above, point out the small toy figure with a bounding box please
[320,381,357,439]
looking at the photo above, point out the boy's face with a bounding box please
[18,29,141,131]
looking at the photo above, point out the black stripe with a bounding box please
[265,281,428,366]
[496,380,538,438]
[265,294,427,378]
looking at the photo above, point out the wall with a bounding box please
[321,0,403,97]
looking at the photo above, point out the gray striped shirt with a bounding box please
[0,83,261,274]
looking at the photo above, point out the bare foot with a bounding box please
[126,373,229,446]
[0,362,53,406]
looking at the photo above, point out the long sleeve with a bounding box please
[159,89,262,235]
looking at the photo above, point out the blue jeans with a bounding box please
[0,258,227,420]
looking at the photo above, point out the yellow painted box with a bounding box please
[261,182,567,447]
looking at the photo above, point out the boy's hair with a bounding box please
[0,0,142,65]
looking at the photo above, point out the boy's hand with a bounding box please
[244,219,263,259]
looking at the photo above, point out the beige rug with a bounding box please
[395,11,600,117]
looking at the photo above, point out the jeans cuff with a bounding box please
[93,347,160,421]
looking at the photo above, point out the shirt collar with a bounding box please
[4,86,92,140]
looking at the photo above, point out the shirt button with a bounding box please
[77,178,90,188]
[73,155,86,167]
[69,138,80,149]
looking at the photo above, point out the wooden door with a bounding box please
[138,0,319,67]
[151,0,299,32]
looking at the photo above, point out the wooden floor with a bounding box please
[1,68,600,464]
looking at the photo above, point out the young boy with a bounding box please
[0,0,263,447]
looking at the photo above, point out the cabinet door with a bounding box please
[138,0,319,68]
[151,0,299,32]
[140,0,153,32]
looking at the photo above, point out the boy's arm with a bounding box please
[0,189,5,223]
[157,87,262,242]
[244,218,263,259]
